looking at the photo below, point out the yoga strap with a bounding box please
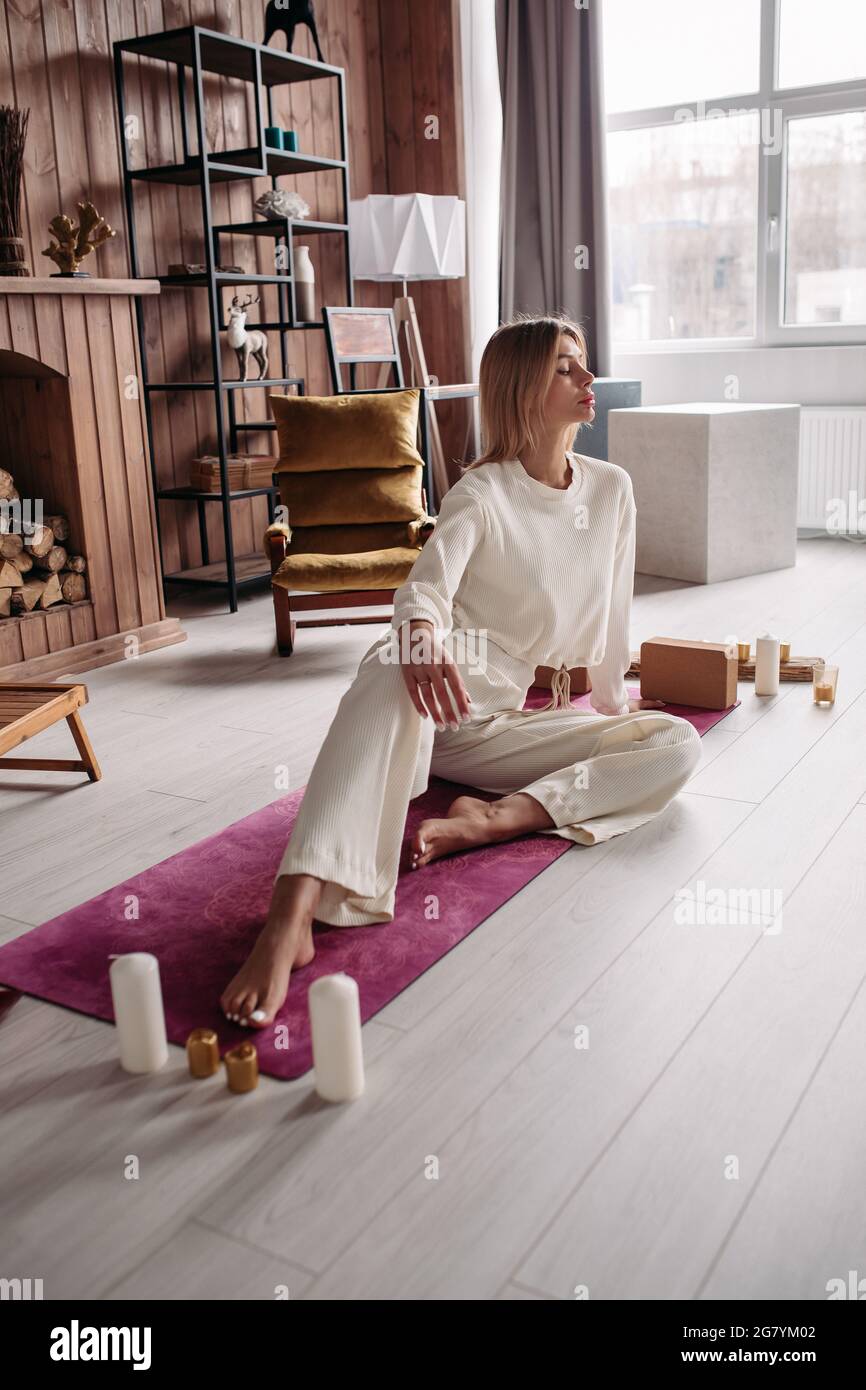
[538,663,572,712]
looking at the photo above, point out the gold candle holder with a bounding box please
[737,642,751,663]
[780,641,791,663]
[225,1040,259,1093]
[186,1027,220,1078]
[813,663,838,707]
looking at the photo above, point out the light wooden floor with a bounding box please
[1,537,865,1301]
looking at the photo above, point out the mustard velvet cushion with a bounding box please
[285,521,424,555]
[279,465,424,527]
[273,546,422,593]
[270,389,424,472]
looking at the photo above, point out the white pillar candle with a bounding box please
[108,953,169,1074]
[308,973,365,1102]
[754,633,780,696]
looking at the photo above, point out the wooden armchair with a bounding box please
[266,496,436,657]
[265,388,437,657]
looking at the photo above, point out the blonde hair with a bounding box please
[463,313,589,472]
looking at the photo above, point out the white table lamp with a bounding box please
[349,193,467,501]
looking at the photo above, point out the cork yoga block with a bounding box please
[533,664,592,693]
[640,637,738,710]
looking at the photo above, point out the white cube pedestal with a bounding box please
[608,403,801,583]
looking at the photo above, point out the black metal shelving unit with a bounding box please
[113,25,353,611]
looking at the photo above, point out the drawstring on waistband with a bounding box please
[538,662,572,712]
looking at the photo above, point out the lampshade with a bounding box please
[349,193,466,282]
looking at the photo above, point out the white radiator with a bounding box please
[798,407,866,531]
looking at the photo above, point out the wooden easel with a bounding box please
[376,294,449,506]
[0,683,101,781]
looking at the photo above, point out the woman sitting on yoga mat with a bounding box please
[221,314,703,1027]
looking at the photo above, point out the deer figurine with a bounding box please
[263,0,325,63]
[226,294,269,382]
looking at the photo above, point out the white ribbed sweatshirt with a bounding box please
[390,451,636,717]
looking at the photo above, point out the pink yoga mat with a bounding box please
[0,687,738,1080]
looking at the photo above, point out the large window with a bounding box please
[603,0,866,346]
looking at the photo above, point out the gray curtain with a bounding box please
[496,0,612,375]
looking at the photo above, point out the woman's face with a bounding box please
[544,334,595,427]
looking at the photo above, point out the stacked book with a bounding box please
[190,455,279,493]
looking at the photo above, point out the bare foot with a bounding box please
[410,792,554,869]
[220,920,314,1029]
[220,875,321,1028]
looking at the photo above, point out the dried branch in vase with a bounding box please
[0,104,31,276]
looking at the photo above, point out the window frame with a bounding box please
[605,0,866,350]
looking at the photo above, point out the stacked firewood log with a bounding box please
[0,467,88,617]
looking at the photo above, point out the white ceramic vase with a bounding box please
[293,244,316,322]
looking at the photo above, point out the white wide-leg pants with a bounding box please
[276,629,703,926]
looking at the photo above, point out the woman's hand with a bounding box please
[399,620,473,730]
[627,697,666,712]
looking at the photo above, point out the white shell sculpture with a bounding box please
[254,190,311,220]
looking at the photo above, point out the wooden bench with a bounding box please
[0,683,101,781]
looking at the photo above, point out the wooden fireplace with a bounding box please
[0,278,185,680]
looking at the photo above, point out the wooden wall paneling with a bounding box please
[437,0,472,475]
[408,0,447,409]
[69,601,97,646]
[227,0,264,496]
[193,0,257,565]
[0,1,15,107]
[375,0,418,392]
[0,619,23,669]
[8,290,39,361]
[362,0,388,197]
[163,0,191,38]
[8,384,38,518]
[31,293,68,377]
[225,0,257,442]
[83,294,142,632]
[409,0,444,191]
[189,0,229,478]
[4,0,61,289]
[41,380,87,555]
[113,4,184,578]
[72,1,129,281]
[313,1,342,360]
[239,0,286,468]
[346,0,375,197]
[34,2,86,378]
[378,1,417,190]
[448,0,471,391]
[44,604,73,653]
[235,0,273,553]
[350,0,392,381]
[439,0,471,350]
[110,295,165,626]
[0,379,28,504]
[137,2,201,571]
[0,376,10,466]
[377,0,470,476]
[40,2,90,231]
[0,376,25,468]
[277,24,319,396]
[59,294,119,637]
[221,0,255,354]
[234,10,270,558]
[19,611,48,661]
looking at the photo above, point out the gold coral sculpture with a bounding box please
[43,201,116,276]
